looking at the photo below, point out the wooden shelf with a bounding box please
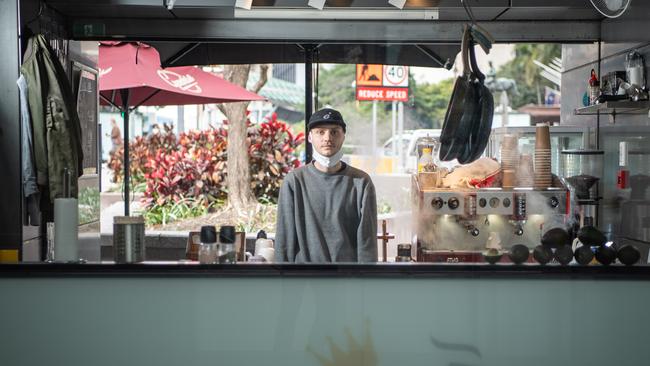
[574,100,650,116]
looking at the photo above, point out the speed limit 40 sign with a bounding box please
[383,65,409,87]
[356,64,409,102]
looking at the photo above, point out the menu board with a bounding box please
[72,62,99,173]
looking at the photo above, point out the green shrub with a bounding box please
[109,115,304,226]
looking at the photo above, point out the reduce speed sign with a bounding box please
[383,65,409,87]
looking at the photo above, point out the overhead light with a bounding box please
[235,0,253,10]
[308,0,327,10]
[234,8,439,20]
[388,0,407,9]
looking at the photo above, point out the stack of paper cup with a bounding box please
[502,169,516,189]
[517,154,535,187]
[534,123,552,189]
[500,134,520,171]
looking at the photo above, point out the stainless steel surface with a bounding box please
[620,200,650,244]
[476,190,514,215]
[415,185,569,253]
[525,189,568,215]
[421,191,466,216]
[113,217,146,263]
[417,128,571,256]
[574,100,650,115]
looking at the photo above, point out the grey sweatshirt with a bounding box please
[275,162,378,263]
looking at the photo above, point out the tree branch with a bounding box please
[251,64,269,94]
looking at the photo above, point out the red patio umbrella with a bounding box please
[99,41,265,215]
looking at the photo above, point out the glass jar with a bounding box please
[626,50,646,89]
[415,135,439,171]
[395,244,412,262]
[217,225,237,264]
[198,225,218,264]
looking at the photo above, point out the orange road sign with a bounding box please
[356,64,383,86]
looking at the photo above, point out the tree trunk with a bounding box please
[218,64,269,211]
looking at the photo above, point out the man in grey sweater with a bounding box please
[275,108,378,263]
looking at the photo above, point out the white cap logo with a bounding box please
[157,69,202,94]
[323,113,331,120]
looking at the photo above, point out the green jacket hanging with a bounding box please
[21,34,83,201]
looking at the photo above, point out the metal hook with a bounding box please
[25,1,45,27]
[461,0,476,24]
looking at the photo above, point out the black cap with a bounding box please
[200,225,217,244]
[256,230,267,239]
[308,108,346,133]
[219,225,236,244]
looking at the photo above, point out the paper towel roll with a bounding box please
[54,198,79,262]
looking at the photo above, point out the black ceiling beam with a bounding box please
[414,45,452,69]
[161,42,202,67]
[71,19,601,43]
[151,42,461,68]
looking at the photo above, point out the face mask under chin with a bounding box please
[312,148,343,168]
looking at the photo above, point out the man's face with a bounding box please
[309,124,345,157]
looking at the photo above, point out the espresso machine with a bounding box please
[413,178,569,262]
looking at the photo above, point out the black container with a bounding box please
[554,246,574,265]
[595,245,617,265]
[574,245,595,265]
[509,244,530,265]
[541,228,571,248]
[396,244,413,262]
[617,245,641,266]
[483,249,503,265]
[577,226,607,247]
[533,245,553,265]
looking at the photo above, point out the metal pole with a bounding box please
[177,105,184,133]
[120,89,131,216]
[304,45,315,163]
[391,101,397,156]
[372,100,378,174]
[397,102,404,172]
[0,0,22,260]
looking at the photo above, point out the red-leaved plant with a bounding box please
[109,115,304,222]
[108,124,179,185]
[248,113,304,201]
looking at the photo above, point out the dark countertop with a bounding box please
[2,262,650,279]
